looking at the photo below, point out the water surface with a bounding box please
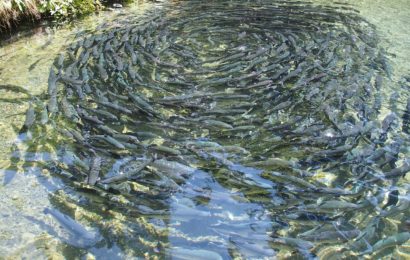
[1,0,410,259]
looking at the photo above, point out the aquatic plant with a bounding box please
[38,0,102,19]
[0,0,133,31]
[0,0,40,30]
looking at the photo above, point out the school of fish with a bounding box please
[18,0,410,258]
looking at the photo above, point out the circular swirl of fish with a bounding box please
[22,0,410,258]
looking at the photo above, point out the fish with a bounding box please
[96,124,118,135]
[268,171,317,189]
[61,75,83,86]
[40,103,49,125]
[374,74,383,90]
[124,42,138,65]
[128,92,156,115]
[303,200,362,211]
[299,229,360,242]
[86,107,118,121]
[383,159,410,179]
[271,236,314,251]
[48,68,58,96]
[57,53,65,68]
[68,129,86,144]
[96,64,109,81]
[100,158,153,184]
[87,156,101,185]
[76,107,103,125]
[62,97,80,122]
[91,135,126,149]
[402,97,410,134]
[202,119,233,129]
[269,100,292,112]
[80,50,90,65]
[246,158,299,169]
[113,134,140,144]
[44,208,99,248]
[98,101,133,114]
[381,113,397,133]
[382,189,399,209]
[22,102,35,131]
[151,159,195,178]
[63,150,89,170]
[81,67,90,82]
[362,232,410,255]
[169,248,223,260]
[28,58,42,71]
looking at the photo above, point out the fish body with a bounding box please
[87,156,101,185]
[101,158,153,184]
[48,68,58,95]
[23,102,36,130]
[44,208,99,248]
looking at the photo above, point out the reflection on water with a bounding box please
[168,164,275,259]
[1,0,410,259]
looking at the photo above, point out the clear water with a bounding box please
[1,0,410,259]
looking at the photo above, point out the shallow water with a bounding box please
[1,0,410,259]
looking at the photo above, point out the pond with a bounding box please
[1,0,410,259]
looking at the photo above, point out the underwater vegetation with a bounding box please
[0,0,136,31]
